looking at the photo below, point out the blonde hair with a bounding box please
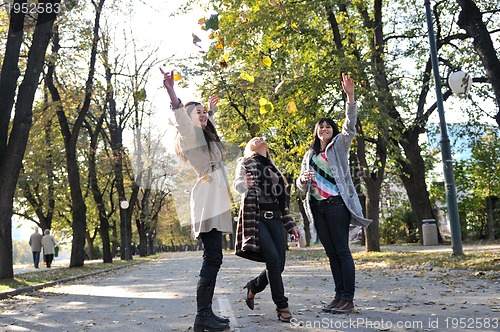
[243,138,288,187]
[243,138,269,158]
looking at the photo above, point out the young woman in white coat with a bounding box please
[297,73,371,314]
[162,69,232,332]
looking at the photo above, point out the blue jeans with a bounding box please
[199,229,223,279]
[249,217,288,309]
[311,197,355,301]
[32,251,40,268]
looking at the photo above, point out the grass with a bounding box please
[0,255,157,293]
[287,244,500,272]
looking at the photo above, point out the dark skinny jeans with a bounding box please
[311,197,355,301]
[199,229,223,279]
[249,217,288,309]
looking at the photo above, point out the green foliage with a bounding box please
[453,127,500,239]
[380,206,419,244]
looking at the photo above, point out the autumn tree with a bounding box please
[45,0,105,267]
[0,0,61,279]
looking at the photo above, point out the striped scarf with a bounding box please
[310,152,339,200]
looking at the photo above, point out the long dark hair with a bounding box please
[174,101,225,162]
[310,118,339,154]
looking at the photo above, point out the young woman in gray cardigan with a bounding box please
[162,69,232,332]
[297,73,372,314]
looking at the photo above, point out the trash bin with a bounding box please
[422,219,438,246]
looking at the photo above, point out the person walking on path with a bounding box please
[233,137,301,323]
[296,73,372,314]
[162,69,232,332]
[41,229,57,268]
[28,228,43,268]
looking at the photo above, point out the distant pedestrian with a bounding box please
[233,137,301,323]
[297,73,372,314]
[41,229,57,268]
[28,228,43,268]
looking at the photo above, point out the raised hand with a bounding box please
[209,95,219,110]
[341,72,355,104]
[161,68,175,91]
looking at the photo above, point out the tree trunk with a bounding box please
[486,196,497,240]
[0,1,59,279]
[456,0,500,127]
[356,125,385,252]
[45,0,105,268]
[86,114,113,263]
[398,127,438,243]
[106,64,130,260]
[0,0,25,157]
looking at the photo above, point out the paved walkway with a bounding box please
[1,244,499,331]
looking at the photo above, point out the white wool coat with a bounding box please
[172,105,233,239]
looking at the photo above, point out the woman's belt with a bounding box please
[311,195,344,205]
[259,210,282,220]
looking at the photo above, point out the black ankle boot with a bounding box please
[194,311,229,332]
[194,277,229,332]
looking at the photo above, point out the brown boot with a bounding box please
[330,300,354,313]
[321,298,341,312]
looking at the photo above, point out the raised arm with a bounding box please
[161,68,182,109]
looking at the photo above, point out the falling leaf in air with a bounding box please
[215,37,225,50]
[205,14,219,31]
[192,33,202,48]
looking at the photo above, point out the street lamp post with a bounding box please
[424,0,464,256]
[120,200,130,260]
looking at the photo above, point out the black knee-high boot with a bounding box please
[194,277,229,332]
[207,278,230,324]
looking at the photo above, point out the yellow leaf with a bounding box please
[239,72,255,83]
[222,52,230,61]
[287,100,298,113]
[173,73,182,81]
[261,56,272,67]
[291,22,301,32]
[198,18,206,25]
[216,38,225,49]
[259,98,268,106]
[259,98,274,114]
